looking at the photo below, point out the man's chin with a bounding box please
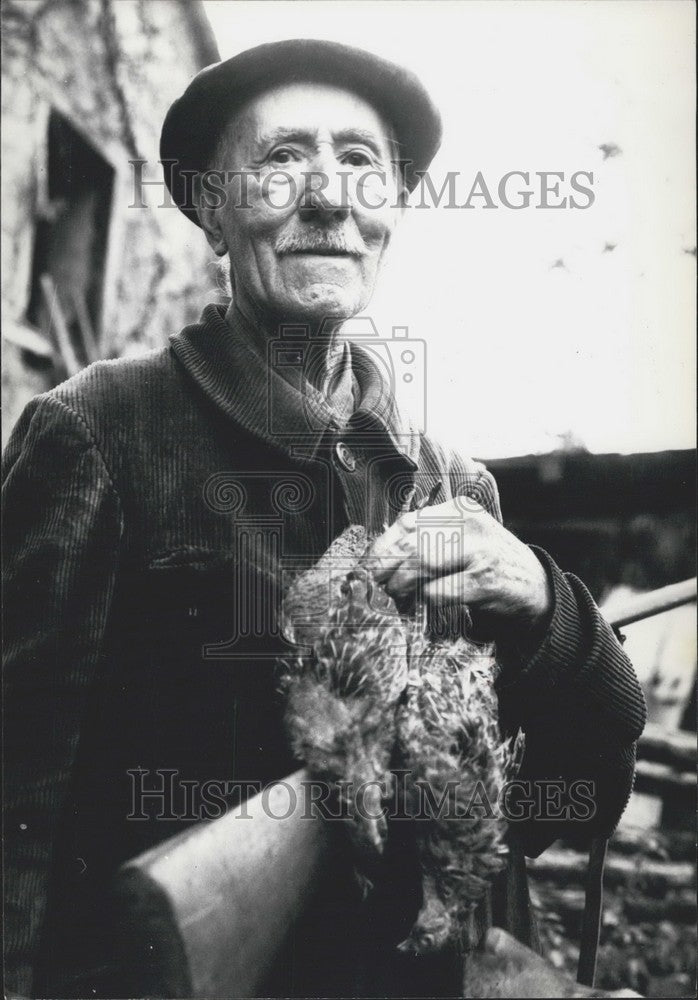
[278,285,369,323]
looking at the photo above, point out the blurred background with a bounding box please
[1,1,695,995]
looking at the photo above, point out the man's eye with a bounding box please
[269,148,299,166]
[342,150,374,168]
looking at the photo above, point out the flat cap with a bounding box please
[160,38,442,226]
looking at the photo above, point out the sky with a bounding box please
[203,0,695,458]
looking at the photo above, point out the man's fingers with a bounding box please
[363,548,411,584]
[381,558,425,597]
[367,528,472,593]
[363,513,416,580]
[423,570,479,605]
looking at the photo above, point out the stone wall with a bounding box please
[1,0,220,446]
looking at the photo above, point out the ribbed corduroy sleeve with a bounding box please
[495,545,647,856]
[448,458,646,857]
[2,395,123,997]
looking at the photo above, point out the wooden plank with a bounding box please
[528,849,695,892]
[534,886,697,924]
[638,722,696,768]
[612,824,696,861]
[604,577,697,629]
[71,287,101,364]
[2,319,55,359]
[39,274,81,376]
[633,759,696,801]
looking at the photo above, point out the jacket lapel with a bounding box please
[169,303,421,469]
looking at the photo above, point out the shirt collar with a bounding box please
[169,302,420,466]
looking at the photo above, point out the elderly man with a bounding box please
[3,39,645,998]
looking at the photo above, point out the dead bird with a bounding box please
[280,526,408,886]
[280,522,524,941]
[396,620,525,955]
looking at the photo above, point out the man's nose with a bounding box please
[299,152,352,222]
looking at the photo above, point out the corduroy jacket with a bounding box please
[3,303,647,998]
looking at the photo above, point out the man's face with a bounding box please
[203,82,404,323]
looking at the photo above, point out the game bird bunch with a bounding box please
[280,522,524,955]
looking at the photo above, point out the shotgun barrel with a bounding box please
[112,769,332,997]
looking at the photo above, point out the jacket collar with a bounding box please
[169,302,420,466]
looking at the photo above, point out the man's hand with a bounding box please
[365,499,552,631]
[465,928,642,998]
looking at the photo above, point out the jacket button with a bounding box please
[335,441,356,472]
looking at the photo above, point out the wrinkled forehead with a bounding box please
[220,80,397,161]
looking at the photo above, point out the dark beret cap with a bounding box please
[160,38,442,226]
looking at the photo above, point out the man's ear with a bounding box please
[388,182,409,232]
[396,182,409,217]
[389,153,410,215]
[196,184,228,257]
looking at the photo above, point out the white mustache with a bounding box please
[275,228,367,257]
